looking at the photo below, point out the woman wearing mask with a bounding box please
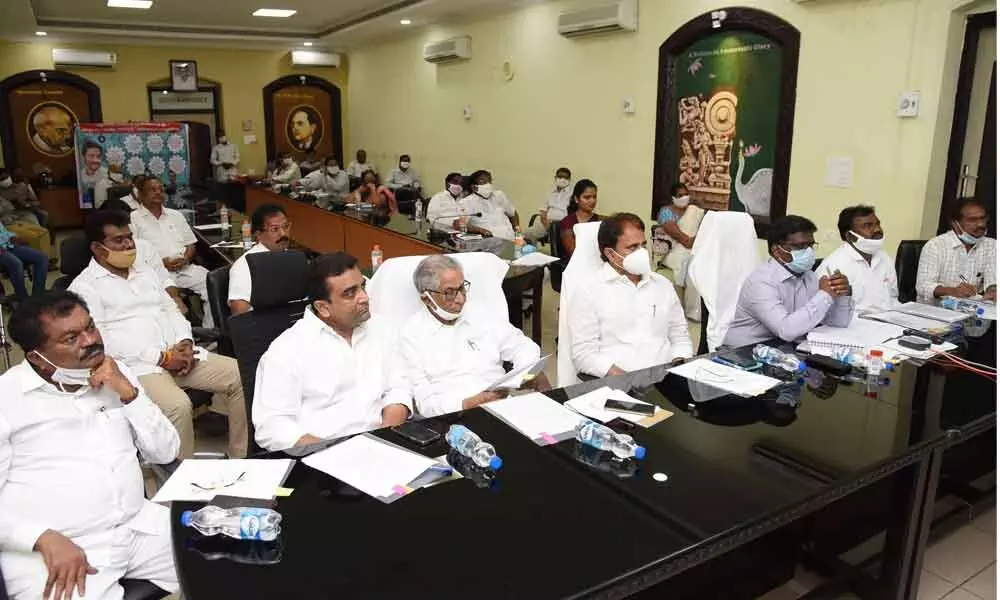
[349,170,397,213]
[559,179,601,258]
[299,156,351,206]
[269,153,301,184]
[653,182,705,320]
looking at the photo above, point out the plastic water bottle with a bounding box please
[414,197,423,225]
[370,244,383,271]
[832,346,868,369]
[446,425,503,470]
[181,506,282,541]
[458,206,469,234]
[513,228,525,259]
[752,345,805,373]
[941,297,985,316]
[219,205,230,233]
[241,220,252,249]
[866,349,885,376]
[575,420,646,460]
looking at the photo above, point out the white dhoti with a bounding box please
[173,262,213,328]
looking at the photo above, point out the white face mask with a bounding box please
[0,177,12,188]
[849,231,885,255]
[612,248,652,277]
[327,166,340,175]
[423,291,462,322]
[399,161,410,170]
[32,350,94,389]
[476,183,494,198]
[555,177,570,190]
[672,195,691,208]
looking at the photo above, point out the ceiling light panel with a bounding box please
[107,0,154,8]
[252,8,297,17]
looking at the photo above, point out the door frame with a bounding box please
[938,10,996,234]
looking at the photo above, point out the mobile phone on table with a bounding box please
[604,398,656,417]
[711,349,761,371]
[391,421,441,446]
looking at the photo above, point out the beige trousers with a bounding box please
[139,352,248,459]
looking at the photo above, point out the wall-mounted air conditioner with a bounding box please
[52,49,117,68]
[290,50,341,68]
[422,36,471,63]
[558,0,637,37]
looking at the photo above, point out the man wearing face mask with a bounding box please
[1,291,180,600]
[426,172,482,233]
[724,215,853,348]
[525,167,573,244]
[297,156,350,206]
[269,153,301,185]
[465,170,519,241]
[252,252,412,451]
[817,205,898,314]
[396,255,545,417]
[568,213,693,378]
[386,154,421,193]
[228,204,291,315]
[210,130,240,183]
[916,198,996,303]
[70,211,248,459]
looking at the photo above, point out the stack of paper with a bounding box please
[667,358,782,398]
[563,386,673,426]
[302,434,442,502]
[866,311,955,332]
[511,253,561,267]
[484,393,584,444]
[487,355,550,390]
[806,319,904,348]
[152,459,294,503]
[896,302,968,324]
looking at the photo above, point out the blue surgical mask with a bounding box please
[781,246,816,274]
[956,225,982,246]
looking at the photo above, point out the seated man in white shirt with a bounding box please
[568,213,694,378]
[228,204,291,315]
[817,205,898,315]
[69,211,248,459]
[253,252,411,451]
[129,177,213,327]
[2,290,180,599]
[346,149,376,179]
[525,167,573,243]
[269,153,301,184]
[397,255,548,418]
[386,154,421,193]
[297,155,351,207]
[916,198,997,303]
[464,170,520,241]
[427,172,466,230]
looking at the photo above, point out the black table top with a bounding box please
[170,320,997,599]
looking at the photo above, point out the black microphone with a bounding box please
[431,211,483,221]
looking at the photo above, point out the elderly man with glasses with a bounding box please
[396,255,548,418]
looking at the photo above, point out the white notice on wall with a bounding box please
[824,156,854,189]
[243,134,257,145]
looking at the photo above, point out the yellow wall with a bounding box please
[0,41,349,174]
[348,0,989,256]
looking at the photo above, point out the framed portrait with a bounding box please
[652,7,800,237]
[26,100,78,157]
[169,60,198,92]
[284,104,324,153]
[263,74,343,165]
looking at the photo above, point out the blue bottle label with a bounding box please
[239,509,269,540]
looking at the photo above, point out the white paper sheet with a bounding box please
[896,302,969,324]
[210,241,245,248]
[152,459,293,503]
[806,319,904,348]
[866,311,956,332]
[564,386,669,425]
[484,393,583,443]
[193,223,226,231]
[301,434,438,500]
[511,253,561,267]
[666,358,782,398]
[487,355,550,390]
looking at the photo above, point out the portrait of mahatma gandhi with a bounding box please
[27,102,77,156]
[285,105,323,152]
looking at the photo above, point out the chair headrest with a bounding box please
[248,250,309,310]
[59,235,91,278]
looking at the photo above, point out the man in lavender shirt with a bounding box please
[724,215,853,347]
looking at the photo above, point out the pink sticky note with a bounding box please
[540,432,558,445]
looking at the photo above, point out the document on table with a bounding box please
[511,253,561,267]
[806,319,904,349]
[484,393,584,445]
[152,459,294,503]
[896,302,968,324]
[487,355,551,390]
[210,241,244,248]
[564,386,673,426]
[301,434,441,502]
[866,310,956,332]
[667,358,782,398]
[193,223,226,231]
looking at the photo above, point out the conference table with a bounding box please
[169,319,996,599]
[191,184,545,345]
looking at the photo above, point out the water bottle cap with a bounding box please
[180,510,194,527]
[976,307,985,315]
[634,446,647,460]
[795,360,806,373]
[884,362,894,371]
[489,455,503,471]
[869,349,883,358]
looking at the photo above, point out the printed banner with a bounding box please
[73,121,190,208]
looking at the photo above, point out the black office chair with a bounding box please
[895,239,927,303]
[548,221,567,294]
[229,251,310,456]
[52,235,91,291]
[206,266,233,356]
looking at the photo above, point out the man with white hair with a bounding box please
[31,107,73,155]
[396,254,548,418]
